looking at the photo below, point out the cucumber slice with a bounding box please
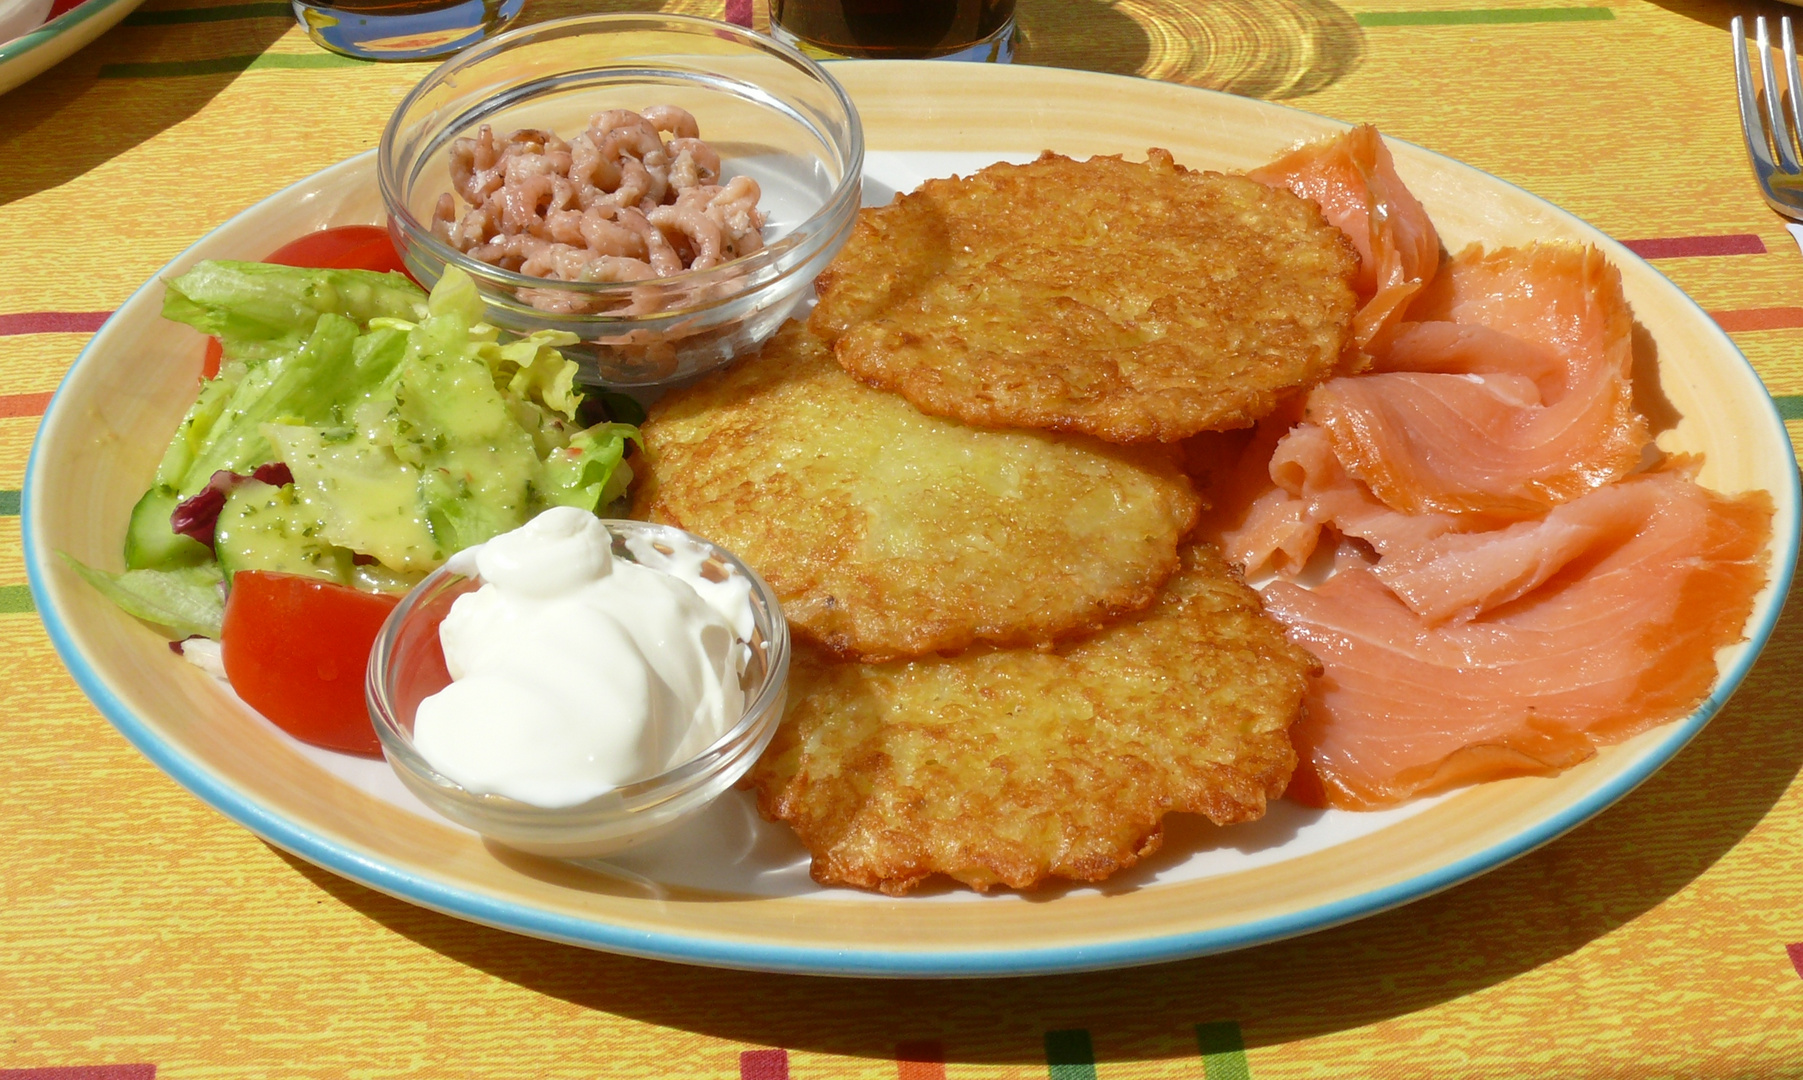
[214,480,352,586]
[124,486,212,570]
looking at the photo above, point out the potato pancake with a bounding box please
[810,150,1358,443]
[633,322,1202,662]
[749,543,1316,895]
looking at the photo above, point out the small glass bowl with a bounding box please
[377,12,865,388]
[366,520,791,859]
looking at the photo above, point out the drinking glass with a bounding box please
[768,0,1016,62]
[293,0,523,61]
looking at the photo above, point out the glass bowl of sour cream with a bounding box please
[366,511,790,859]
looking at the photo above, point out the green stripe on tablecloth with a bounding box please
[1197,1023,1252,1080]
[1044,1030,1096,1080]
[124,3,291,24]
[0,586,34,614]
[1355,7,1613,24]
[1775,394,1803,421]
[0,491,17,516]
[99,52,370,77]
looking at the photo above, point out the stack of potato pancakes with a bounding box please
[631,149,1358,895]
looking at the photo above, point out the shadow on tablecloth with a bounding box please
[1640,0,1794,33]
[282,551,1803,1062]
[0,12,292,209]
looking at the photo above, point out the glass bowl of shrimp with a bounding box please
[378,12,865,387]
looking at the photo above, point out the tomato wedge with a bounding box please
[264,224,412,276]
[201,336,222,381]
[221,571,401,756]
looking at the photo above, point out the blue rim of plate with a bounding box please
[22,124,1803,978]
[0,0,140,65]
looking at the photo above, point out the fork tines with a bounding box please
[1734,14,1803,218]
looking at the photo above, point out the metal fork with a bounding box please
[1734,15,1803,219]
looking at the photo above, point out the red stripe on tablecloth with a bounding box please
[0,393,54,418]
[1620,233,1767,259]
[725,0,752,25]
[740,1049,787,1080]
[1712,307,1803,332]
[0,1066,157,1079]
[1788,942,1803,978]
[897,1041,947,1080]
[0,311,111,335]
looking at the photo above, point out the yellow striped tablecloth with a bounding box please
[2,0,1800,1076]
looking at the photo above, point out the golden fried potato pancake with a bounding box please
[633,322,1202,662]
[810,150,1359,443]
[749,543,1316,895]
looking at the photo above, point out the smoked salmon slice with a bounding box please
[1263,469,1773,809]
[1191,410,1324,576]
[1307,244,1649,518]
[1369,470,1694,624]
[1198,417,1484,577]
[1270,422,1477,559]
[1249,124,1440,361]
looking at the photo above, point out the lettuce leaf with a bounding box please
[174,312,363,493]
[63,556,226,639]
[262,424,442,571]
[162,260,427,364]
[542,423,640,512]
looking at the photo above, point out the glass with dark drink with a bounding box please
[770,0,1017,62]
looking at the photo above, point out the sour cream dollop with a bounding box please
[412,507,754,809]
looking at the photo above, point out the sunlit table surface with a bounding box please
[1,0,1800,1075]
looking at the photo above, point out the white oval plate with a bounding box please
[24,63,1801,977]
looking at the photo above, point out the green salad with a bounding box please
[78,260,639,640]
